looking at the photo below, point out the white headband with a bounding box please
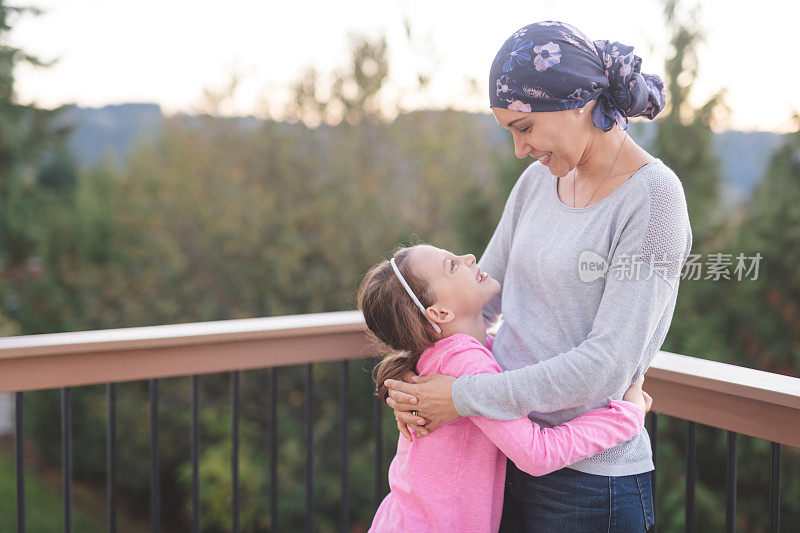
[390,257,442,334]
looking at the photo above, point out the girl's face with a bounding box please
[491,105,594,178]
[408,245,500,323]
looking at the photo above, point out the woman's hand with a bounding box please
[623,376,653,415]
[385,374,460,436]
[389,371,422,442]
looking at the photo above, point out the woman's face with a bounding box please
[408,245,500,322]
[492,105,594,177]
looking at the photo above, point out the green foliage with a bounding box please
[0,446,102,531]
[2,11,797,533]
[729,120,800,372]
[10,31,515,531]
[37,143,79,193]
[287,34,390,126]
[653,3,799,531]
[655,0,726,248]
[0,0,72,334]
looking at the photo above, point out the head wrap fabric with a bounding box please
[489,21,666,132]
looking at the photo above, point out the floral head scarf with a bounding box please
[490,21,666,132]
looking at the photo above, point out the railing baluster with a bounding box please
[191,375,200,533]
[304,364,313,533]
[62,387,73,533]
[769,442,781,533]
[648,412,658,533]
[15,391,25,533]
[685,421,695,533]
[231,371,240,533]
[340,361,349,533]
[373,393,383,511]
[269,367,277,532]
[107,384,117,533]
[726,432,737,533]
[149,379,160,533]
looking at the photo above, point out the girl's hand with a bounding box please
[385,374,460,436]
[623,376,653,415]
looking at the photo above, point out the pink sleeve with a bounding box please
[469,401,644,476]
[441,346,645,477]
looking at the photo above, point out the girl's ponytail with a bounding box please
[373,351,418,402]
[357,246,439,401]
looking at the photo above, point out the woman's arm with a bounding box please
[388,172,691,425]
[453,175,692,419]
[387,257,679,427]
[454,267,677,419]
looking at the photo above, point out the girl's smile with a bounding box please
[408,245,500,327]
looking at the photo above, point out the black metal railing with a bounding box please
[3,312,797,532]
[647,413,784,533]
[190,375,199,533]
[11,370,790,533]
[106,383,117,533]
[149,380,159,533]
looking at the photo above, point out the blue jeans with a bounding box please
[499,459,655,532]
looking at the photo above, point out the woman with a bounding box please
[384,21,692,531]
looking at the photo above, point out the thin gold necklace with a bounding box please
[572,133,629,208]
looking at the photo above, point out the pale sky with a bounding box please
[10,0,800,132]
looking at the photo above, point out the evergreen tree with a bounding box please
[651,2,740,531]
[0,1,70,332]
[727,117,800,373]
[654,0,726,248]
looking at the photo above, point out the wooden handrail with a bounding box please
[1,311,798,446]
[645,352,799,447]
[0,311,368,393]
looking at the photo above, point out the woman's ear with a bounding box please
[426,305,455,326]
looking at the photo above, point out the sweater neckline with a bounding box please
[551,159,661,212]
[418,333,486,368]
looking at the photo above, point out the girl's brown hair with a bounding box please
[357,246,440,401]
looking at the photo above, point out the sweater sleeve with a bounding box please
[439,343,644,476]
[453,174,692,419]
[471,401,644,476]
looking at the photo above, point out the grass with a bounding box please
[0,443,103,532]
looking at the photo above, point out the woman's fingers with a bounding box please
[385,379,419,395]
[396,410,429,436]
[422,419,442,433]
[385,394,418,412]
[401,370,418,384]
[387,397,428,427]
[642,390,653,413]
[387,387,418,406]
[396,417,412,442]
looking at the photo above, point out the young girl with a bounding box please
[358,244,652,533]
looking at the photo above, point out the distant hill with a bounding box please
[57,103,163,169]
[61,104,788,204]
[713,130,787,204]
[626,122,787,205]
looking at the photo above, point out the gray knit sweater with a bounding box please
[452,158,692,476]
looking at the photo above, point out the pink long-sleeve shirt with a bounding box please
[370,333,645,533]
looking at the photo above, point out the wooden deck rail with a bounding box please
[1,310,798,447]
